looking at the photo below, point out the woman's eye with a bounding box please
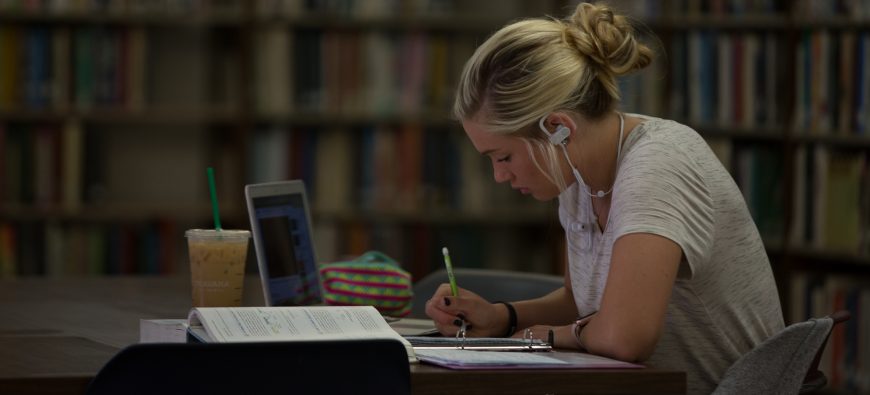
[496,155,511,163]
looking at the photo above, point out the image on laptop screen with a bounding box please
[250,193,322,306]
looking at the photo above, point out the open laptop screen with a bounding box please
[250,193,322,306]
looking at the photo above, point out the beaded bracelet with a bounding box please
[494,301,517,338]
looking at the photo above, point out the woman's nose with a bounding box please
[493,166,512,184]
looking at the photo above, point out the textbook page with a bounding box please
[187,306,416,362]
[139,319,188,343]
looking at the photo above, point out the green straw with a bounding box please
[206,167,222,231]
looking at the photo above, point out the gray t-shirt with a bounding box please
[558,115,784,395]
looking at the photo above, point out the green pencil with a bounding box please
[442,247,458,296]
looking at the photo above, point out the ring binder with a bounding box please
[456,320,468,349]
[406,336,552,351]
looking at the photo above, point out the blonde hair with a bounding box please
[454,2,653,190]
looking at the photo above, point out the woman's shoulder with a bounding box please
[621,114,710,162]
[624,113,702,143]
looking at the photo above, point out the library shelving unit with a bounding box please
[0,0,252,277]
[0,0,568,283]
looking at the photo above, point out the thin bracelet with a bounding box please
[494,301,517,338]
[572,319,589,351]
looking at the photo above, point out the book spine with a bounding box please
[74,27,95,110]
[0,223,17,278]
[51,26,70,111]
[0,26,22,111]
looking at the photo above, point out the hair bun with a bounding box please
[564,2,651,76]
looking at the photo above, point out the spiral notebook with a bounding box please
[413,349,644,370]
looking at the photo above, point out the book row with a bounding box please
[0,0,462,18]
[0,217,561,281]
[790,273,870,393]
[615,0,870,17]
[0,122,90,208]
[792,0,870,18]
[0,25,147,111]
[789,146,870,254]
[247,125,540,215]
[7,21,870,138]
[0,0,242,15]
[667,31,781,130]
[0,22,477,115]
[0,120,544,215]
[665,29,870,137]
[793,30,870,136]
[609,0,783,17]
[712,141,870,255]
[0,219,178,277]
[727,143,787,245]
[253,27,467,117]
[255,0,461,18]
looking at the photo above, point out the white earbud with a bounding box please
[537,112,626,199]
[539,116,570,146]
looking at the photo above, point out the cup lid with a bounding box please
[185,229,250,238]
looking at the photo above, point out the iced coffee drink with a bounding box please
[186,229,250,307]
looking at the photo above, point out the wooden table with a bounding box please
[0,276,686,395]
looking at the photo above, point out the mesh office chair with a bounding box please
[410,268,563,318]
[712,310,851,395]
[799,310,851,393]
[86,339,411,395]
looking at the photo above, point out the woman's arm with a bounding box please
[578,232,681,362]
[426,283,578,337]
[496,247,578,334]
[427,247,580,337]
[512,281,577,329]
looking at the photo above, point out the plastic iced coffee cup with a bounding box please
[185,229,250,307]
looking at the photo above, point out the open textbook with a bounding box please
[187,306,417,363]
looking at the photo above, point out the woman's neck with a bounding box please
[567,112,625,193]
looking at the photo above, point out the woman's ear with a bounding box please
[540,113,577,145]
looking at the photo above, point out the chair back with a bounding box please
[713,315,835,395]
[410,268,563,318]
[86,339,411,395]
[800,310,851,393]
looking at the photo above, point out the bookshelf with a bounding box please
[0,0,868,391]
[0,0,566,282]
[615,1,869,392]
[0,0,247,279]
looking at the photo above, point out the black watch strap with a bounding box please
[495,301,517,337]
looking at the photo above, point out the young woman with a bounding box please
[424,3,784,394]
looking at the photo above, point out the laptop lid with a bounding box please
[244,180,324,306]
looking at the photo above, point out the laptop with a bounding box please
[244,180,324,307]
[244,180,437,335]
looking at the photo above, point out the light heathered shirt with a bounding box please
[558,115,784,395]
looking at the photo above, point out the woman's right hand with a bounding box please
[424,283,509,337]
